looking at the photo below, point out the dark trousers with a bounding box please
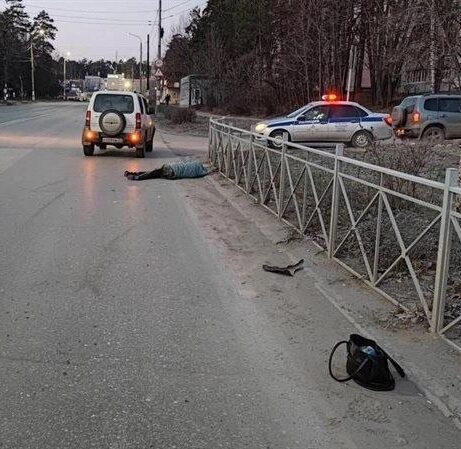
[124,165,175,181]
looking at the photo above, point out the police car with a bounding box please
[254,95,393,148]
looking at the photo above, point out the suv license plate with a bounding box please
[102,137,123,144]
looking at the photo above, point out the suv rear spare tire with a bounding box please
[99,109,126,136]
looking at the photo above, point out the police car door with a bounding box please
[292,105,330,141]
[327,105,362,141]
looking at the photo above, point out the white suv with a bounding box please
[82,91,156,158]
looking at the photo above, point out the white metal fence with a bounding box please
[208,118,461,349]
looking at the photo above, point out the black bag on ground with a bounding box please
[328,334,405,391]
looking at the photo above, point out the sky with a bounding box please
[1,0,207,60]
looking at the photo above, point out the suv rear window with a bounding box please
[424,98,438,111]
[400,97,416,112]
[439,98,461,113]
[94,94,134,113]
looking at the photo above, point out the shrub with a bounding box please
[164,106,196,124]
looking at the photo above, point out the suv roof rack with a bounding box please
[422,91,461,96]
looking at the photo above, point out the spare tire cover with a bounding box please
[99,109,126,136]
[391,106,405,127]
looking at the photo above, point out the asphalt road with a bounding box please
[0,102,303,449]
[0,103,459,449]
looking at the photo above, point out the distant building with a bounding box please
[180,75,207,107]
[400,66,461,95]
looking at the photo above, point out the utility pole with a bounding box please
[31,43,36,101]
[346,44,357,102]
[63,52,70,101]
[139,41,143,92]
[19,76,24,101]
[29,28,45,101]
[63,57,66,100]
[157,0,163,104]
[147,34,150,92]
[158,0,162,60]
[128,33,143,92]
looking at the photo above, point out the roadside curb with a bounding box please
[206,173,461,431]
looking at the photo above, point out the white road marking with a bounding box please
[0,113,53,128]
[0,148,33,174]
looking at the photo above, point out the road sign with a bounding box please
[154,68,163,78]
[154,59,163,68]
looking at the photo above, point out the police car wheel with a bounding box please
[269,130,289,149]
[351,131,373,148]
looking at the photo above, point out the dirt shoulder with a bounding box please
[174,169,461,437]
[156,119,461,439]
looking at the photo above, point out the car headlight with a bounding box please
[255,123,268,133]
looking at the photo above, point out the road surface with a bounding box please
[0,102,459,448]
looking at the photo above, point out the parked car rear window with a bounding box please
[424,98,438,111]
[439,98,461,113]
[94,94,134,113]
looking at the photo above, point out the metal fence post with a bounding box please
[278,133,288,219]
[373,173,384,284]
[208,119,212,162]
[431,168,458,333]
[247,134,254,194]
[328,144,344,258]
[225,128,232,177]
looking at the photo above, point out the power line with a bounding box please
[23,3,157,14]
[164,0,197,13]
[50,19,151,27]
[32,12,152,24]
[18,2,207,26]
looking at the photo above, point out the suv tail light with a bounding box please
[135,113,141,130]
[411,111,421,124]
[85,110,91,128]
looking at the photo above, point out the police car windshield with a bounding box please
[287,106,308,118]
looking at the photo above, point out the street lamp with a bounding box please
[29,28,45,102]
[128,33,142,92]
[63,51,70,101]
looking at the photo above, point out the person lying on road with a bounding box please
[124,159,210,181]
